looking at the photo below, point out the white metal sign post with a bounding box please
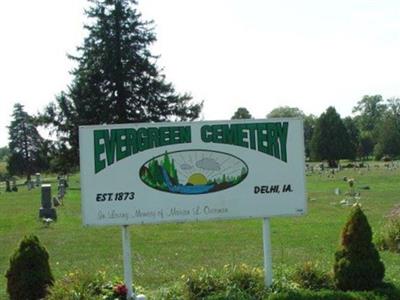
[122,225,134,299]
[79,118,306,294]
[263,218,273,286]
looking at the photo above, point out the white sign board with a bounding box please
[79,119,306,226]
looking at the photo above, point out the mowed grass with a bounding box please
[0,164,400,298]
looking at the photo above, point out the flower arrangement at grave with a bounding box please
[340,177,361,206]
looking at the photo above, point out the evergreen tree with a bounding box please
[310,107,349,167]
[358,131,374,159]
[303,114,317,159]
[6,235,54,300]
[42,0,202,166]
[231,107,252,119]
[7,103,46,180]
[343,117,360,160]
[334,205,384,291]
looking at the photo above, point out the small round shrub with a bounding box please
[292,261,332,290]
[5,235,54,300]
[376,218,400,253]
[333,205,385,291]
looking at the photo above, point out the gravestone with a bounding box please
[334,188,341,195]
[65,174,69,188]
[39,184,57,220]
[11,179,18,192]
[53,196,61,207]
[58,183,65,199]
[58,178,67,200]
[26,180,34,190]
[35,173,41,187]
[5,180,11,192]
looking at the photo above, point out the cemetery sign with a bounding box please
[79,119,306,226]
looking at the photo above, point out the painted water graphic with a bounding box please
[139,150,248,194]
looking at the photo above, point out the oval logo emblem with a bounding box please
[139,150,248,194]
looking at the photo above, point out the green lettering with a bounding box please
[126,129,138,154]
[247,124,257,150]
[94,130,106,173]
[276,122,288,162]
[116,129,130,161]
[256,124,268,154]
[212,125,224,143]
[159,127,171,146]
[236,124,248,148]
[105,129,118,166]
[222,124,236,144]
[137,128,150,151]
[180,126,192,143]
[266,123,280,159]
[201,125,212,142]
[148,127,160,148]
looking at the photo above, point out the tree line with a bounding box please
[4,0,400,181]
[232,95,400,167]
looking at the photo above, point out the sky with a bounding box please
[1,0,400,147]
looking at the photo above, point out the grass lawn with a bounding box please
[0,163,400,299]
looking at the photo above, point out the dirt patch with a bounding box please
[386,204,400,219]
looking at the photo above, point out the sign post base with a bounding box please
[122,225,134,299]
[122,225,147,300]
[262,218,273,287]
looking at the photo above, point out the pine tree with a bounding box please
[333,205,385,291]
[310,106,349,167]
[6,235,54,300]
[42,0,202,166]
[231,107,252,119]
[7,103,46,181]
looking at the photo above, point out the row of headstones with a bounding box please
[5,173,68,194]
[306,161,400,174]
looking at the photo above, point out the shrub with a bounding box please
[375,217,400,253]
[292,261,332,290]
[46,270,144,300]
[5,235,54,300]
[333,205,385,291]
[225,264,266,299]
[183,268,225,299]
[181,264,266,300]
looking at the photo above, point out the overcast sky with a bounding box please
[1,0,400,147]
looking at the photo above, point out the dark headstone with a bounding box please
[39,184,57,220]
[58,183,66,199]
[41,184,52,209]
[27,180,34,190]
[35,173,41,187]
[11,180,18,192]
[5,180,11,192]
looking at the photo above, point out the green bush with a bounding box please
[5,235,54,300]
[333,205,385,291]
[46,270,104,300]
[376,218,400,253]
[46,270,144,300]
[183,267,225,299]
[292,261,332,290]
[181,264,266,300]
